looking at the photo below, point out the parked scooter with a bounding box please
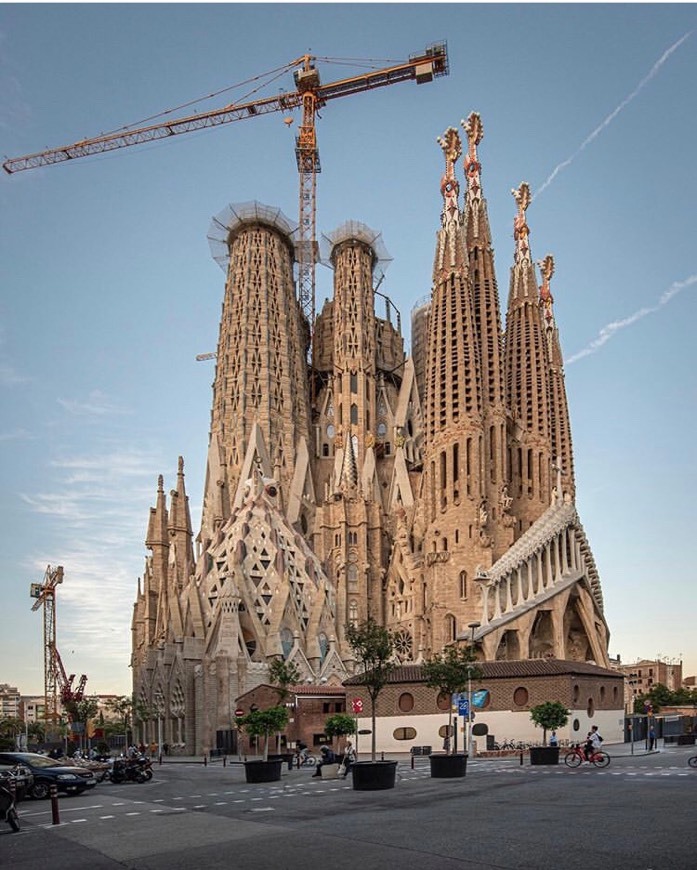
[0,771,21,832]
[109,756,151,784]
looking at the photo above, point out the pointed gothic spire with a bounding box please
[433,127,466,273]
[461,112,484,239]
[537,254,576,498]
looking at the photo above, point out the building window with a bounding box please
[573,684,580,703]
[436,692,450,711]
[351,403,358,424]
[393,727,417,741]
[459,571,467,599]
[587,698,594,717]
[513,687,529,706]
[446,614,456,642]
[398,692,414,712]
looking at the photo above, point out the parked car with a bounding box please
[0,760,34,802]
[0,752,96,799]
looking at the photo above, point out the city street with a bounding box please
[2,746,696,869]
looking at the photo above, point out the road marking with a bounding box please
[126,812,141,816]
[71,819,88,823]
[214,801,227,805]
[251,807,273,812]
[99,815,115,819]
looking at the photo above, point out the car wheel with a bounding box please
[30,780,50,800]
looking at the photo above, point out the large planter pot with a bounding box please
[529,746,560,766]
[429,753,468,778]
[244,759,283,783]
[351,760,398,791]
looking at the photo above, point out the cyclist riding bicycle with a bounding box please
[584,725,603,761]
[295,741,310,764]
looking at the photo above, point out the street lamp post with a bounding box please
[466,621,481,755]
[627,673,638,756]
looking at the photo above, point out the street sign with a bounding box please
[458,698,470,717]
[352,698,364,714]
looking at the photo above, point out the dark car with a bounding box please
[0,760,34,802]
[0,752,96,799]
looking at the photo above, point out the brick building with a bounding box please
[345,660,624,754]
[234,683,347,756]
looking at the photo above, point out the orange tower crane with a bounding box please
[3,45,448,333]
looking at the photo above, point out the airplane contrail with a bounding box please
[535,31,692,198]
[565,274,697,365]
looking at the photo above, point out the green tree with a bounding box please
[0,717,24,751]
[529,701,569,745]
[324,713,357,752]
[346,618,396,761]
[268,659,301,751]
[422,645,482,754]
[235,706,290,761]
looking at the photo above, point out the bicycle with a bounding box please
[564,743,610,768]
[295,749,317,767]
[688,755,697,769]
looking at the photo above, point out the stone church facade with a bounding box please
[131,115,610,754]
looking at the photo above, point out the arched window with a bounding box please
[350,403,358,425]
[459,571,467,599]
[445,614,457,642]
[280,627,293,659]
[349,600,358,627]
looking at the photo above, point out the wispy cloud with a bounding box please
[0,427,33,442]
[535,32,692,199]
[57,390,132,418]
[0,362,30,386]
[566,274,697,364]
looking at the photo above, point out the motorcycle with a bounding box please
[0,771,21,832]
[108,756,152,784]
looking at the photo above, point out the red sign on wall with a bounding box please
[351,698,364,714]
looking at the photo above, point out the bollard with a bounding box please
[223,755,227,767]
[520,750,524,766]
[411,753,414,770]
[158,753,163,765]
[381,751,384,761]
[50,783,60,825]
[204,755,208,766]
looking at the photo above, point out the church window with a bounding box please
[318,633,328,662]
[459,571,467,599]
[327,424,335,439]
[347,564,359,591]
[377,422,387,438]
[351,404,358,425]
[350,372,358,393]
[445,614,456,642]
[322,444,329,457]
[349,600,358,627]
[280,628,293,659]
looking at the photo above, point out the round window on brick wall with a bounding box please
[398,692,414,713]
[436,692,451,711]
[513,686,529,706]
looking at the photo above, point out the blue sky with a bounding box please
[1,3,695,697]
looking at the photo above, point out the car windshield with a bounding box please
[7,753,67,769]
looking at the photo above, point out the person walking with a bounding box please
[648,725,656,751]
[340,741,357,778]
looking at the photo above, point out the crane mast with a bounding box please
[30,565,64,727]
[30,565,88,730]
[3,43,449,331]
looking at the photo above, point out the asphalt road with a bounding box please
[2,747,696,869]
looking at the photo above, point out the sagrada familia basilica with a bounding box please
[131,113,611,753]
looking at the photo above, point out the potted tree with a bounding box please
[236,706,290,782]
[422,645,482,777]
[345,618,398,790]
[268,659,301,768]
[529,701,569,765]
[324,713,357,754]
